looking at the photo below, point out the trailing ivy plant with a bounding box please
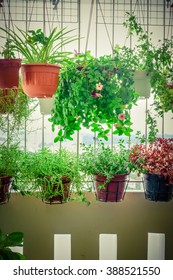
[124,12,173,115]
[50,50,138,142]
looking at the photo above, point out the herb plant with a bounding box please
[79,140,131,182]
[16,148,90,205]
[0,144,21,178]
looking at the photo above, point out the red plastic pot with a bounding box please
[0,176,13,204]
[94,174,129,202]
[0,59,21,89]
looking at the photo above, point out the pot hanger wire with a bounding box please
[167,2,173,39]
[85,0,114,56]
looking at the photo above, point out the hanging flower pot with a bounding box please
[130,138,173,201]
[0,176,13,204]
[21,63,60,98]
[39,95,55,115]
[143,173,173,202]
[94,174,129,202]
[134,70,151,98]
[0,26,77,98]
[0,59,21,89]
[42,176,71,204]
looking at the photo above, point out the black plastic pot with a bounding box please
[143,173,173,202]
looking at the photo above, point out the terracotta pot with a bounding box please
[21,63,60,98]
[42,176,71,204]
[94,174,129,202]
[143,173,173,202]
[0,176,13,204]
[0,59,21,89]
[134,70,151,98]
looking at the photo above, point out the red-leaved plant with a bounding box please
[129,138,173,184]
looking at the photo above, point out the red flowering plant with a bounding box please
[50,49,138,142]
[129,138,173,184]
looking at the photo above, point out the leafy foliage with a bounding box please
[0,38,15,59]
[0,229,26,260]
[0,144,21,178]
[79,140,131,182]
[124,12,173,115]
[129,138,173,184]
[15,148,90,205]
[0,87,38,142]
[50,50,138,142]
[0,26,78,64]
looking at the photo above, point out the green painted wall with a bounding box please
[0,192,173,260]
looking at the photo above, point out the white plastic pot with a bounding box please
[134,70,151,98]
[39,95,55,115]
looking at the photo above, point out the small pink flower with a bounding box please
[118,113,126,121]
[96,82,103,91]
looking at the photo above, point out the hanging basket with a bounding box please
[0,59,21,89]
[21,63,60,98]
[39,95,55,115]
[134,70,151,98]
[94,174,129,202]
[0,176,13,205]
[42,176,71,204]
[143,173,173,202]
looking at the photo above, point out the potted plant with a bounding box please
[79,140,131,202]
[0,38,21,89]
[50,49,138,142]
[123,12,157,99]
[0,229,26,260]
[124,12,173,106]
[0,26,78,98]
[0,144,21,204]
[16,148,89,205]
[129,138,173,202]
